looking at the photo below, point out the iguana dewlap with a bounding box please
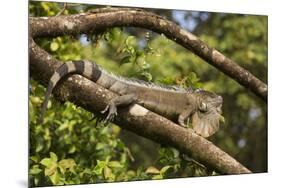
[40,60,223,137]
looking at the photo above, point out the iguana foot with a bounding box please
[100,94,137,124]
[101,102,118,124]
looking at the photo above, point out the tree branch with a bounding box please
[29,7,267,102]
[29,37,251,174]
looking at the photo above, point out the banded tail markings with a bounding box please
[39,60,102,123]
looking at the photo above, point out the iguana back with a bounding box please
[40,60,223,137]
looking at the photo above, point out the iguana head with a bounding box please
[192,89,223,137]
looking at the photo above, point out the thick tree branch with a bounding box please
[29,8,267,102]
[29,38,251,174]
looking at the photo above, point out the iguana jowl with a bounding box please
[40,60,223,137]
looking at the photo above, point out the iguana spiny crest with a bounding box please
[40,60,223,137]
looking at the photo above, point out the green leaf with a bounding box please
[136,50,144,58]
[219,115,225,124]
[50,152,58,162]
[57,121,69,131]
[140,61,150,70]
[145,166,160,174]
[41,2,50,12]
[40,154,58,176]
[184,72,202,88]
[171,148,179,158]
[127,46,136,55]
[125,36,135,46]
[68,145,76,154]
[108,161,123,168]
[58,159,76,174]
[93,160,106,175]
[45,162,57,176]
[35,142,44,153]
[103,166,115,181]
[30,165,42,175]
[30,96,42,104]
[83,168,92,175]
[120,55,132,65]
[49,171,63,185]
[152,174,163,180]
[34,177,39,186]
[30,156,39,163]
[141,72,152,81]
[160,165,172,175]
[50,41,59,51]
[40,158,52,167]
[95,143,106,150]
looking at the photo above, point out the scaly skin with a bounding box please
[40,60,223,137]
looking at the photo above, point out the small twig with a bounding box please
[55,3,67,17]
[182,154,206,169]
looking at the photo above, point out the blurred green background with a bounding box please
[29,1,267,187]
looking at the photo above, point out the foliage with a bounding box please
[29,1,267,187]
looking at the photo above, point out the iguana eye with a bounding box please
[199,102,208,112]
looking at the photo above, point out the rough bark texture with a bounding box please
[29,8,267,102]
[29,38,251,174]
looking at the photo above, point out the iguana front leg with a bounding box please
[101,93,137,123]
[178,108,193,127]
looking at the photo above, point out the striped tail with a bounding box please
[39,60,101,123]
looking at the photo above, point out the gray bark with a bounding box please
[30,8,267,102]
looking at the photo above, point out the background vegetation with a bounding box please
[29,2,267,186]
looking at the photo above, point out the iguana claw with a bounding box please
[101,102,117,124]
[101,105,109,114]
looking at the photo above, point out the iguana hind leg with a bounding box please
[101,93,137,123]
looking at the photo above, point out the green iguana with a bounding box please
[40,60,223,137]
